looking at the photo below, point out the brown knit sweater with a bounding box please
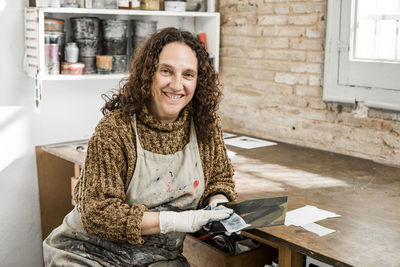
[73,104,237,245]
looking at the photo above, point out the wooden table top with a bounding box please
[40,138,400,266]
[227,142,400,267]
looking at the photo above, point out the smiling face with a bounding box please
[148,42,198,123]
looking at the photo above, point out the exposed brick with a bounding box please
[275,72,308,85]
[237,3,257,12]
[222,13,257,26]
[274,4,290,14]
[306,23,325,38]
[289,38,324,50]
[263,49,306,61]
[222,25,263,36]
[295,85,322,97]
[290,2,326,14]
[220,66,275,81]
[222,35,289,49]
[290,62,323,74]
[309,99,327,110]
[262,26,305,37]
[307,51,324,63]
[309,74,322,86]
[220,47,264,58]
[258,15,288,25]
[288,14,321,25]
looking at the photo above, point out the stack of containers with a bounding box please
[130,20,157,60]
[97,19,128,74]
[44,18,65,75]
[70,17,100,74]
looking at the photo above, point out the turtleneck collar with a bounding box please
[137,103,191,132]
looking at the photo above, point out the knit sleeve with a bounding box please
[199,114,237,208]
[76,113,147,245]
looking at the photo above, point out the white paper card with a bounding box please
[302,222,336,236]
[226,149,236,158]
[285,205,340,226]
[223,132,236,139]
[224,136,277,149]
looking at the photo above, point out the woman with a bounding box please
[43,27,237,266]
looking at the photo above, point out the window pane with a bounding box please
[376,20,397,60]
[355,20,375,59]
[353,0,400,62]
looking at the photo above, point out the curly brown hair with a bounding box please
[101,27,221,142]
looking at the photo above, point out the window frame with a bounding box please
[323,0,400,111]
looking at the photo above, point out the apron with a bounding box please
[43,114,205,267]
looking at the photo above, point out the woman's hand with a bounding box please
[159,208,233,234]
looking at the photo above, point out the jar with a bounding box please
[118,0,131,9]
[64,42,79,63]
[131,0,140,9]
[61,0,79,7]
[164,0,185,11]
[141,0,159,10]
[93,0,118,8]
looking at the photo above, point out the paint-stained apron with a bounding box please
[43,115,205,267]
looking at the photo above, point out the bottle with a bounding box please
[131,0,140,9]
[118,0,131,9]
[141,0,159,10]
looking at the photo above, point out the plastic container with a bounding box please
[61,62,85,75]
[101,19,128,40]
[44,18,64,32]
[70,17,100,40]
[164,0,186,11]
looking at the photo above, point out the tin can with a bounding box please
[61,62,85,75]
[45,44,59,64]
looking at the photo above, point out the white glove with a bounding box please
[209,198,229,209]
[159,208,233,234]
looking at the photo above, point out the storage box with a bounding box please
[183,234,277,267]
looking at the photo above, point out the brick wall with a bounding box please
[218,0,400,167]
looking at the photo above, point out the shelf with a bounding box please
[40,73,127,81]
[39,7,218,17]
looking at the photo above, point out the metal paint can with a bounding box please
[45,44,59,63]
[79,56,97,74]
[112,55,127,73]
[130,20,157,56]
[101,19,128,40]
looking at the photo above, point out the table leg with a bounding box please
[279,245,303,267]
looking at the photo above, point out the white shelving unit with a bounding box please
[24,7,220,82]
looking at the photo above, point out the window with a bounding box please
[323,0,400,111]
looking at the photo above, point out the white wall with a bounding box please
[0,1,120,265]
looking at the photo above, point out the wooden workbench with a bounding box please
[36,139,400,267]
